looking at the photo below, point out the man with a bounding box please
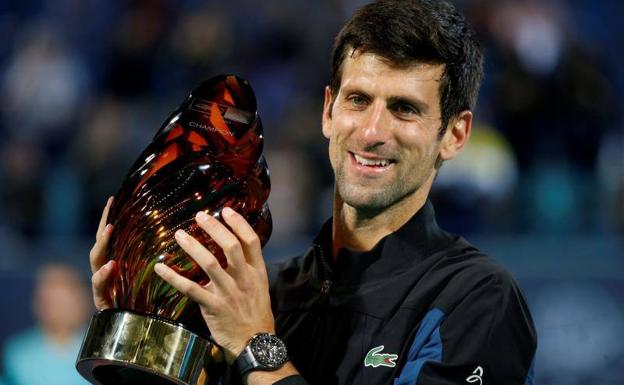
[3,264,90,385]
[90,1,537,384]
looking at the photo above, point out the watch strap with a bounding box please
[234,333,288,377]
[234,345,263,377]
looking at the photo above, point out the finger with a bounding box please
[91,260,115,310]
[90,223,114,274]
[195,211,247,272]
[175,229,234,289]
[221,207,264,270]
[154,262,217,310]
[91,197,114,274]
[97,196,114,241]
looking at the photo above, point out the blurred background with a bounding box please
[0,0,621,384]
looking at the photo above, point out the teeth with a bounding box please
[354,154,390,167]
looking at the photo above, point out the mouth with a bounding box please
[350,152,395,171]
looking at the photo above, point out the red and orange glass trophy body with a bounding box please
[76,75,271,385]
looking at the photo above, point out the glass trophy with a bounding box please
[76,75,271,385]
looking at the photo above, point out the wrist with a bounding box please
[244,362,299,385]
[224,329,277,365]
[234,332,289,378]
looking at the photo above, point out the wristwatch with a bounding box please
[234,333,289,377]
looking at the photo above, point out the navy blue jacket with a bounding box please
[232,202,537,385]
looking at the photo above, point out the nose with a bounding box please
[355,101,390,149]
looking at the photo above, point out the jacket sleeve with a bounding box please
[394,269,537,385]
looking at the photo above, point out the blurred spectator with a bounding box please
[483,0,616,233]
[1,264,90,385]
[0,137,45,239]
[104,1,170,100]
[69,97,136,235]
[432,123,518,234]
[0,20,90,157]
[156,4,234,96]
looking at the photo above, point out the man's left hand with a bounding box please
[154,206,275,364]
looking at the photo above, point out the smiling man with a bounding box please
[323,53,463,256]
[90,1,536,384]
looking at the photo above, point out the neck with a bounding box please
[42,325,75,346]
[331,176,434,258]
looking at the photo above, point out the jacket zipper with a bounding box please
[315,244,332,294]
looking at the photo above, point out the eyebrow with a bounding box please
[387,96,430,114]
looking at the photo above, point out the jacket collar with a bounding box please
[313,200,455,288]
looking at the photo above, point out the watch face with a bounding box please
[250,334,288,368]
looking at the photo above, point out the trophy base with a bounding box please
[76,309,223,385]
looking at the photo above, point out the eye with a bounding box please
[392,103,419,117]
[347,94,368,107]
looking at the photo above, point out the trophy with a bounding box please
[76,75,271,385]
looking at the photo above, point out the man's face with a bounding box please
[322,51,447,213]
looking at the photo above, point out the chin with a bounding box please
[339,186,394,212]
[338,177,425,214]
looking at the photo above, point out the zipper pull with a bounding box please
[320,279,332,293]
[314,244,332,294]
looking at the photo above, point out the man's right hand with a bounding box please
[89,196,116,310]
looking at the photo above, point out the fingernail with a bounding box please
[104,260,113,270]
[175,229,188,240]
[196,211,209,222]
[222,207,234,217]
[154,263,165,274]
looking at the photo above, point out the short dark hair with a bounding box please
[329,0,484,134]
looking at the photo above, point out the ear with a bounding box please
[322,86,334,139]
[439,110,472,161]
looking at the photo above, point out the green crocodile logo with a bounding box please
[364,345,398,368]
